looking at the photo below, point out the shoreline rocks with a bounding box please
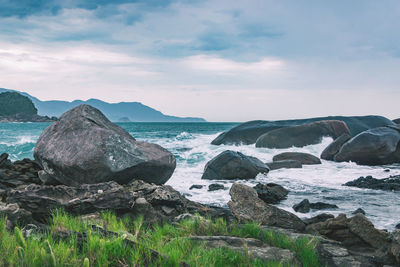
[34,104,176,186]
[202,150,269,180]
[272,152,321,165]
[320,133,352,161]
[253,183,289,204]
[344,175,400,191]
[266,160,302,170]
[255,120,349,149]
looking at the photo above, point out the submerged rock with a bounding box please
[344,175,400,191]
[253,183,289,204]
[211,116,394,145]
[208,183,225,191]
[320,133,352,161]
[265,160,302,170]
[228,183,305,231]
[34,105,176,186]
[202,150,269,180]
[273,152,321,165]
[334,127,400,165]
[255,120,349,148]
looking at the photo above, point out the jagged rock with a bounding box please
[202,150,269,180]
[253,183,288,204]
[0,202,34,227]
[352,208,366,215]
[189,184,203,190]
[321,133,352,161]
[211,115,393,145]
[0,153,11,168]
[265,160,302,170]
[0,158,42,191]
[303,213,334,225]
[255,120,350,148]
[273,152,321,165]
[34,104,176,186]
[38,170,61,185]
[228,183,305,231]
[344,175,400,191]
[334,127,400,165]
[208,183,225,191]
[293,199,311,213]
[189,236,300,265]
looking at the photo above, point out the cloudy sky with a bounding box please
[0,0,399,121]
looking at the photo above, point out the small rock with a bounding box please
[395,223,400,230]
[293,199,310,213]
[352,208,366,215]
[310,202,338,210]
[253,183,289,204]
[384,169,390,172]
[208,183,225,191]
[303,213,334,225]
[189,184,203,190]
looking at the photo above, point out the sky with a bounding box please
[0,0,399,121]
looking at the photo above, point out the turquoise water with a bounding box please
[1,122,400,230]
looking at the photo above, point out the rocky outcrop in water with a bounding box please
[228,183,305,231]
[34,104,176,186]
[253,183,289,204]
[202,150,269,180]
[344,175,400,191]
[211,116,394,145]
[320,133,352,161]
[334,126,400,165]
[266,160,302,170]
[292,199,338,213]
[255,120,350,148]
[272,152,321,165]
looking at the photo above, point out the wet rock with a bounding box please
[253,183,288,204]
[344,175,400,191]
[189,235,300,265]
[310,202,338,210]
[189,184,203,190]
[202,150,269,180]
[395,223,400,230]
[303,213,334,225]
[352,208,366,215]
[255,120,350,148]
[211,115,394,146]
[273,152,321,165]
[334,127,400,165]
[228,183,305,231]
[321,133,352,161]
[265,160,302,170]
[293,199,338,213]
[208,183,225,191]
[34,104,176,186]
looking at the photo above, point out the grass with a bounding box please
[0,211,320,267]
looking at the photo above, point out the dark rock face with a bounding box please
[273,152,321,165]
[208,183,225,191]
[393,118,400,124]
[201,151,269,180]
[334,127,400,165]
[293,199,338,213]
[253,183,289,204]
[34,105,176,186]
[228,183,305,231]
[303,213,334,225]
[344,175,400,191]
[352,208,366,215]
[266,160,302,170]
[320,133,352,161]
[189,184,203,190]
[306,214,400,266]
[211,116,394,145]
[0,153,11,168]
[0,158,42,190]
[255,120,350,149]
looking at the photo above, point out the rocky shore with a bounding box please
[1,105,400,266]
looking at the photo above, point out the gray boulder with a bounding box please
[34,105,176,186]
[202,151,269,180]
[334,127,400,165]
[228,183,305,231]
[273,152,321,165]
[253,183,289,204]
[266,160,302,170]
[321,133,352,161]
[212,115,394,145]
[256,120,350,148]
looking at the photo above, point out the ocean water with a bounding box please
[1,122,400,230]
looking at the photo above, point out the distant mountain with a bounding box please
[0,88,206,122]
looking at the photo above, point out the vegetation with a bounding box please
[0,210,320,267]
[0,92,38,117]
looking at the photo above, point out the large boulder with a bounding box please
[334,127,400,165]
[201,151,269,180]
[273,152,321,165]
[228,183,305,231]
[212,116,394,145]
[255,120,350,148]
[34,105,176,186]
[320,133,352,160]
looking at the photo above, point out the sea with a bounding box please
[1,122,400,230]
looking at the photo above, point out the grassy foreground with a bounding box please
[0,210,319,267]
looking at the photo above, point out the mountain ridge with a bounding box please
[0,88,206,122]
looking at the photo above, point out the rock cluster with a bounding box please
[344,175,400,191]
